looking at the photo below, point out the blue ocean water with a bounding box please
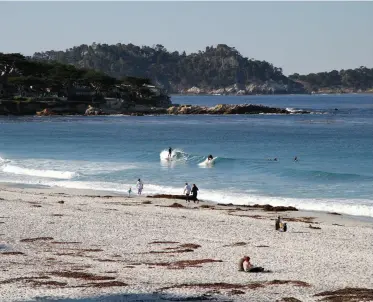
[1,94,372,217]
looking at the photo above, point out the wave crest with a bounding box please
[1,164,78,179]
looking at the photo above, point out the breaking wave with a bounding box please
[1,164,78,179]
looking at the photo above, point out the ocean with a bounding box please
[1,94,372,217]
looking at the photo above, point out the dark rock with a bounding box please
[167,103,309,115]
[148,194,189,200]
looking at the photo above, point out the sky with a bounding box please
[0,1,372,75]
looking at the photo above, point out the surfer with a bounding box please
[168,147,172,159]
[208,154,213,162]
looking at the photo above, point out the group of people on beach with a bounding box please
[183,182,199,203]
[129,178,200,203]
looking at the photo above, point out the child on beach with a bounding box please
[128,187,132,197]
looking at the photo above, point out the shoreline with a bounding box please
[2,182,373,224]
[0,184,372,301]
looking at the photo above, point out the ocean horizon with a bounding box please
[1,94,372,217]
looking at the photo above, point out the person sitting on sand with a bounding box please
[242,256,264,272]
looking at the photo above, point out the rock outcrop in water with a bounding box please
[167,104,309,115]
[0,101,311,116]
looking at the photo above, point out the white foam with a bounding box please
[160,149,186,161]
[198,157,217,167]
[2,164,77,180]
[5,177,371,218]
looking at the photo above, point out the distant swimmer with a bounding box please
[294,156,298,162]
[208,154,213,162]
[273,158,278,161]
[168,147,172,159]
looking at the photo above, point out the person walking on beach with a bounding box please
[183,182,191,202]
[168,147,172,159]
[191,184,199,203]
[136,178,144,195]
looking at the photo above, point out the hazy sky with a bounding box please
[1,1,372,75]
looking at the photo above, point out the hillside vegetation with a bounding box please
[289,67,373,93]
[0,52,170,106]
[33,43,305,94]
[29,42,373,94]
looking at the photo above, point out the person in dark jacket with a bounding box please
[191,184,199,203]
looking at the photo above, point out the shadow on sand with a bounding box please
[29,292,232,302]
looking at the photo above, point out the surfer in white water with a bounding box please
[168,147,172,159]
[208,154,213,162]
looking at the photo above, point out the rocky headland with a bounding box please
[0,100,310,116]
[166,104,309,115]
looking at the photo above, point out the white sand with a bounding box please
[0,184,372,302]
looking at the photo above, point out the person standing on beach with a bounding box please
[191,184,199,203]
[183,182,191,202]
[136,178,144,195]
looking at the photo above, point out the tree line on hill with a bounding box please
[32,43,297,93]
[0,53,168,105]
[32,42,373,93]
[289,67,373,92]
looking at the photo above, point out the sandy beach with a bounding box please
[0,184,372,302]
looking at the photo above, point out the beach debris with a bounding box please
[50,271,115,281]
[57,200,65,204]
[1,251,25,255]
[27,280,67,287]
[314,287,373,301]
[223,242,247,247]
[50,241,82,245]
[278,297,303,302]
[309,224,321,230]
[145,259,223,269]
[76,281,128,288]
[159,280,310,292]
[328,212,342,216]
[20,237,54,243]
[168,202,185,208]
[228,289,245,295]
[218,203,298,212]
[149,241,180,244]
[148,243,201,254]
[0,276,50,285]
